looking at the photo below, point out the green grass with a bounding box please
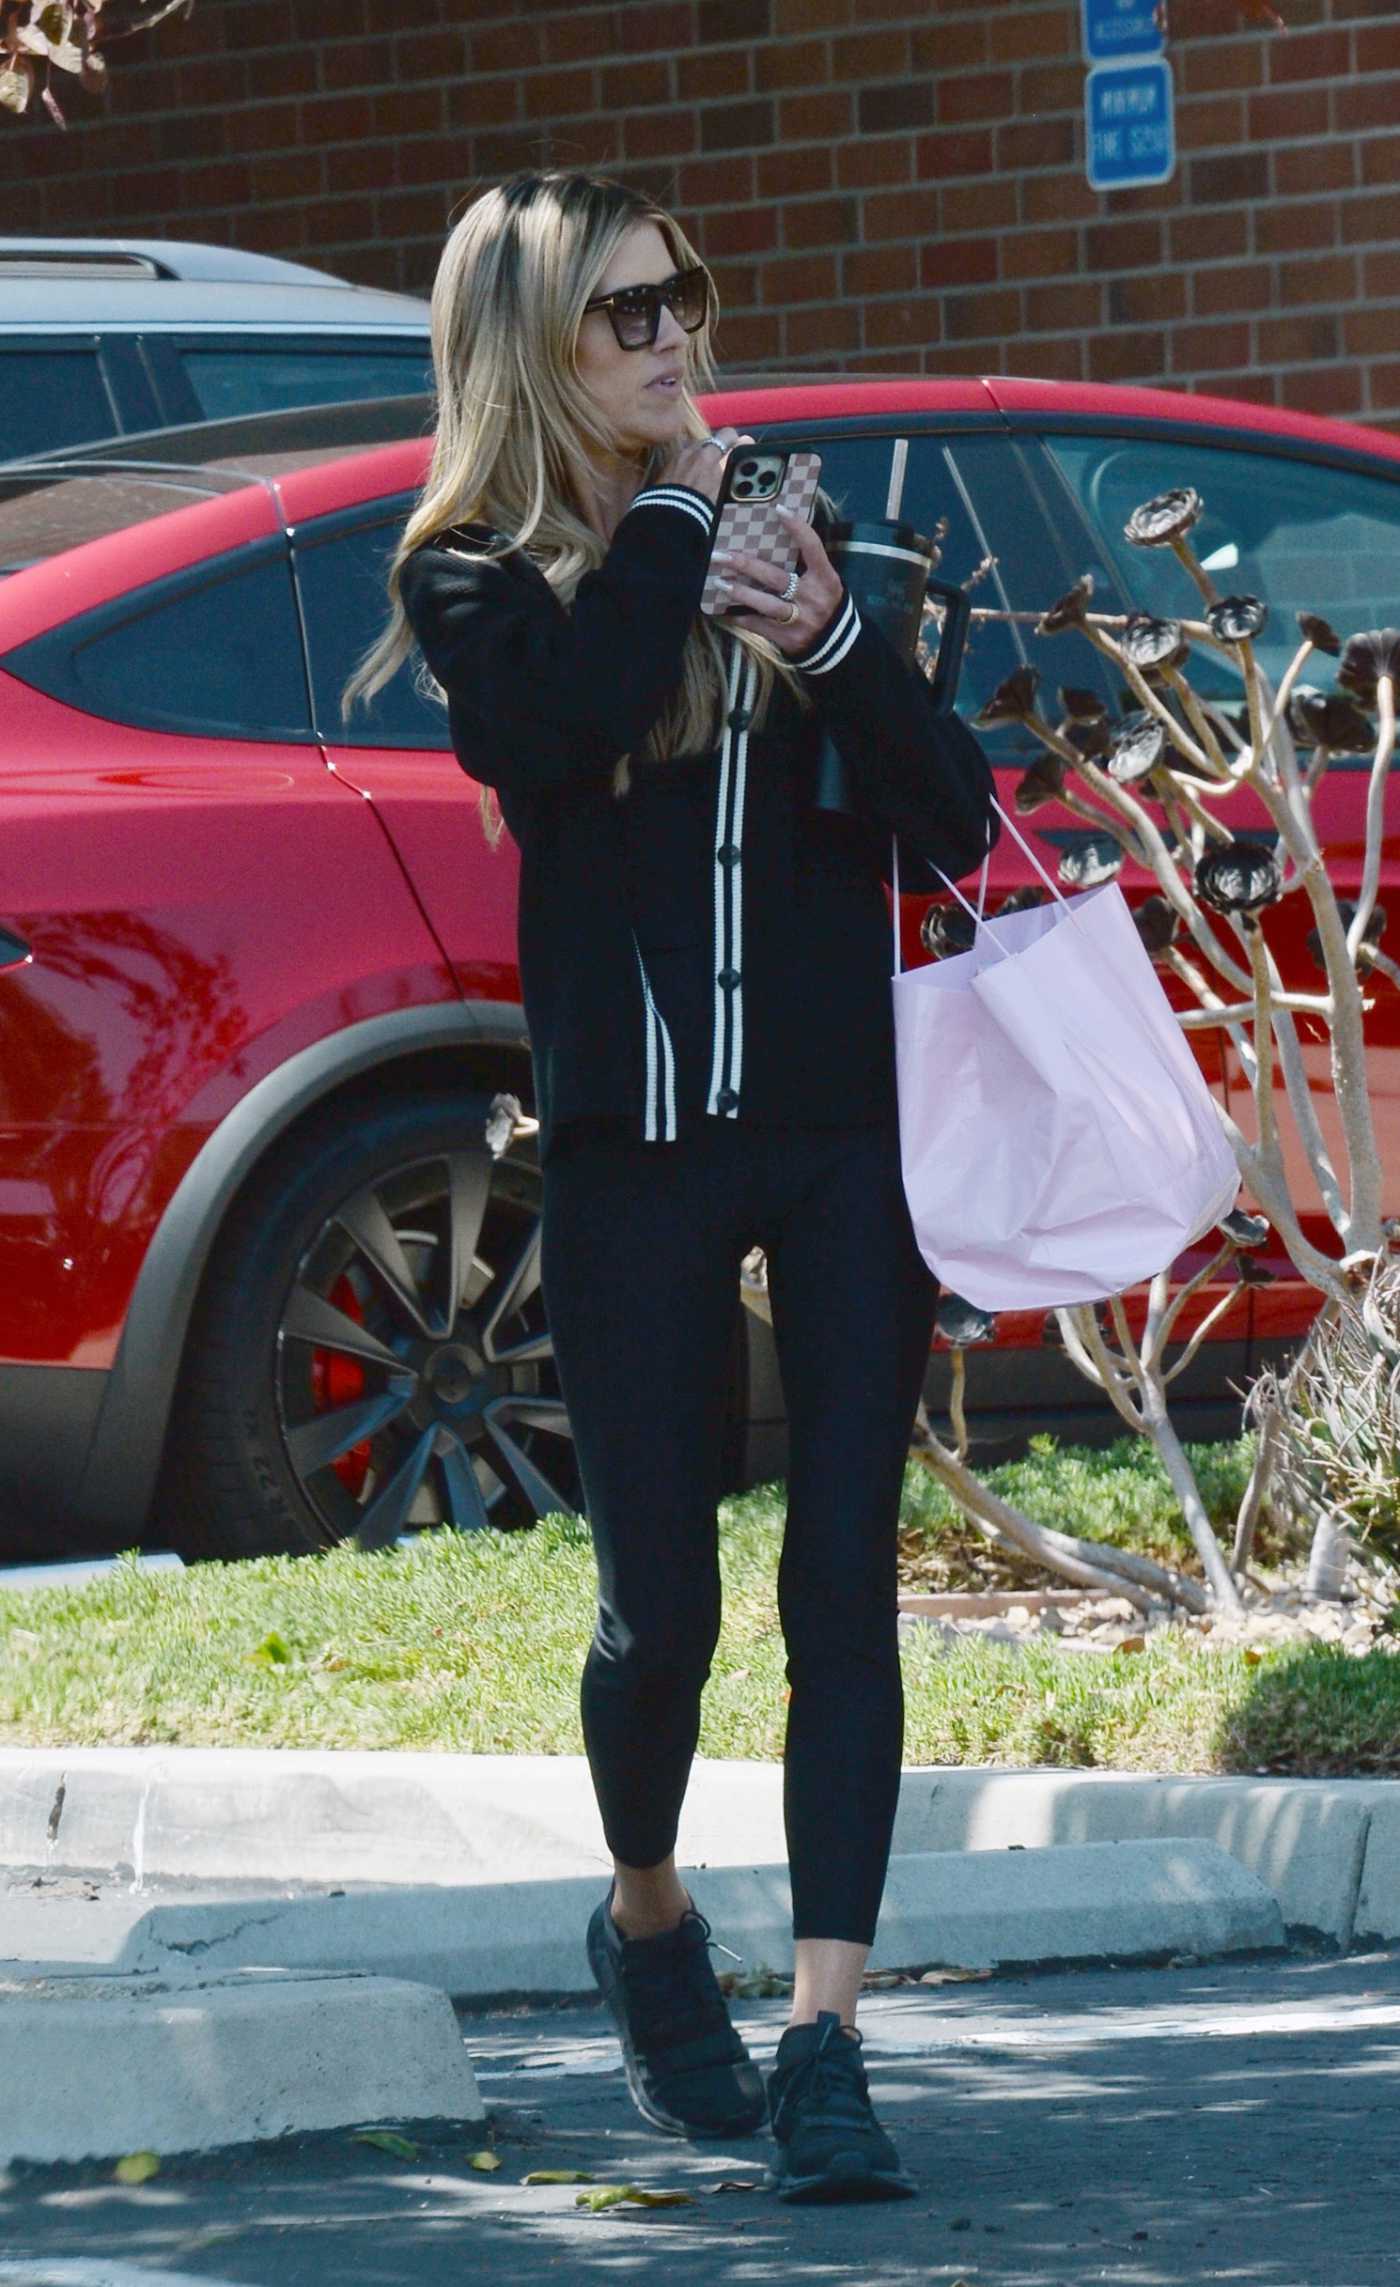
[3,1437,1397,1772]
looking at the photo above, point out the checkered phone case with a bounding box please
[699,449,823,617]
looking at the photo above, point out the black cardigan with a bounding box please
[399,481,998,1159]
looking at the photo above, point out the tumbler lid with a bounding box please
[825,517,938,569]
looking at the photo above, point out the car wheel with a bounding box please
[158,1092,580,1560]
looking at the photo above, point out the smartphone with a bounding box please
[699,447,823,618]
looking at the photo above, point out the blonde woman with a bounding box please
[352,170,996,2204]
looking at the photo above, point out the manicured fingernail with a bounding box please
[712,550,732,564]
[714,574,732,589]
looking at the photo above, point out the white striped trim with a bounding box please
[705,645,756,1121]
[795,593,862,675]
[633,937,678,1142]
[626,485,715,537]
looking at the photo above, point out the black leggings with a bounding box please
[539,1116,936,1945]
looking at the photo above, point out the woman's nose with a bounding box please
[653,300,687,352]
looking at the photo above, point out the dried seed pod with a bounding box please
[1287,689,1375,753]
[935,1291,997,1347]
[997,884,1048,916]
[1060,685,1107,722]
[1297,611,1342,656]
[1219,1209,1271,1249]
[1133,894,1179,958]
[1121,613,1188,671]
[1208,594,1268,643]
[1036,573,1094,634]
[1065,714,1112,761]
[1237,1254,1275,1287]
[1013,753,1067,813]
[1124,487,1203,547]
[1058,835,1124,889]
[1336,627,1400,707]
[1108,709,1166,782]
[975,664,1041,727]
[921,901,977,959]
[1194,838,1283,914]
[1306,900,1387,970]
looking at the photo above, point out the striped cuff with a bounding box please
[792,592,862,676]
[625,484,715,539]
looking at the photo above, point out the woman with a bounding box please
[350,169,997,2205]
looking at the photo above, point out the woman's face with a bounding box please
[575,219,695,459]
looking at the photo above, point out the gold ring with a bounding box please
[782,600,798,625]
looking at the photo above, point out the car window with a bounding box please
[294,506,451,749]
[1044,433,1400,723]
[0,346,119,458]
[4,542,311,740]
[178,347,433,423]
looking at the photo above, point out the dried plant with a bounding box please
[0,0,190,125]
[1248,1255,1400,1566]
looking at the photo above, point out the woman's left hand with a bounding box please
[710,510,845,657]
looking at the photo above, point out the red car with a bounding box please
[2,377,1397,1562]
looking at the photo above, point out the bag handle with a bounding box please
[892,794,1085,977]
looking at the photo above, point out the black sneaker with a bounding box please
[586,1892,767,2139]
[767,2010,916,2203]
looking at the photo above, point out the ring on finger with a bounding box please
[700,436,726,453]
[780,600,798,625]
[779,568,800,602]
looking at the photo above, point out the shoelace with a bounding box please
[776,2020,868,2125]
[619,1912,733,2046]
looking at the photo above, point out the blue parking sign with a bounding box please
[1081,0,1165,62]
[1086,59,1175,190]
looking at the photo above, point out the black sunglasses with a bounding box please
[581,265,711,350]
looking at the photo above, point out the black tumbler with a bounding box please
[812,519,968,812]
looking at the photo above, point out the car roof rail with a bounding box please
[0,237,355,288]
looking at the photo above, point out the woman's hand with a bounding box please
[658,426,752,505]
[709,510,845,657]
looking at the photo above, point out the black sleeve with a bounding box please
[397,485,714,798]
[791,593,999,884]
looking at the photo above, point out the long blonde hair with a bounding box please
[343,169,798,838]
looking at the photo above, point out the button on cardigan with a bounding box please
[398,483,999,1160]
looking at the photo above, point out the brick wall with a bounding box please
[3,0,1399,429]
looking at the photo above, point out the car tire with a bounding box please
[157,1091,581,1561]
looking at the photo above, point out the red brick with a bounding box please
[251,149,325,201]
[1193,260,1273,315]
[1357,22,1400,72]
[775,0,848,25]
[919,235,999,288]
[1018,168,1098,222]
[1107,271,1185,325]
[910,18,989,70]
[1280,251,1357,304]
[712,309,782,362]
[830,27,910,79]
[756,144,833,198]
[1278,362,1366,417]
[1362,133,1400,186]
[692,204,774,257]
[864,185,941,239]
[1175,93,1247,150]
[1000,225,1078,281]
[523,65,594,117]
[935,70,1016,124]
[996,116,1075,170]
[602,59,673,107]
[1367,362,1400,418]
[843,242,918,295]
[997,5,1075,61]
[781,193,859,247]
[785,302,860,354]
[1084,216,1162,271]
[837,138,914,188]
[398,134,470,187]
[623,108,695,159]
[1199,369,1280,406]
[393,27,469,80]
[1349,73,1400,132]
[541,12,618,63]
[677,153,755,206]
[944,286,1022,340]
[1255,197,1337,251]
[1028,277,1102,330]
[227,97,302,152]
[914,126,995,180]
[1257,311,1342,362]
[761,250,839,303]
[676,48,749,100]
[371,87,443,138]
[374,187,452,240]
[1267,26,1352,82]
[862,295,943,349]
[930,340,1000,378]
[1273,140,1354,194]
[316,37,393,88]
[1015,331,1086,380]
[778,90,851,140]
[698,0,770,38]
[1247,83,1332,141]
[1169,320,1252,372]
[753,38,829,91]
[1087,326,1167,382]
[1169,207,1248,263]
[1180,39,1265,96]
[471,22,542,70]
[944,175,1019,229]
[857,80,936,133]
[1364,247,1400,299]
[472,126,550,177]
[1343,306,1400,357]
[1340,188,1400,243]
[1017,61,1085,112]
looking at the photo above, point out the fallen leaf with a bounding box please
[354,2129,419,2161]
[114,2150,159,2186]
[710,2177,763,2194]
[1243,1647,1264,1666]
[576,2183,693,2211]
[1115,1635,1147,1655]
[468,2149,502,2172]
[920,1966,993,1984]
[523,2167,593,2185]
[248,1629,292,1667]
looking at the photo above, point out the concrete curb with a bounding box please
[0,1971,484,2166]
[1,1839,1283,2001]
[2,1749,1394,1948]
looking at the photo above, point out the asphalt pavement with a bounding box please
[2,1946,1398,2286]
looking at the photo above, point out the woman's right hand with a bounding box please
[660,426,753,505]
